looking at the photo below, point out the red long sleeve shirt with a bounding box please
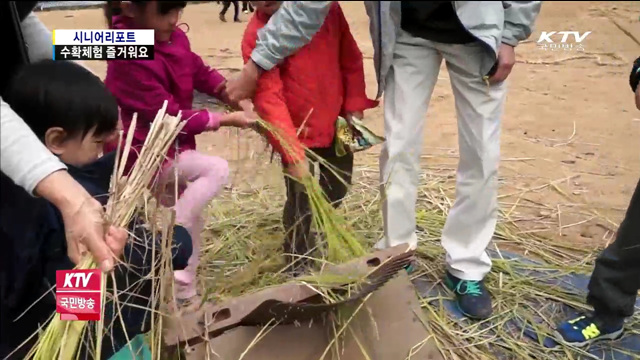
[241,3,378,165]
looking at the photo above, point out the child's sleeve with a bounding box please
[107,61,210,136]
[336,4,379,115]
[191,52,229,103]
[242,23,305,165]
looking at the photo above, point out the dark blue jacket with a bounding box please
[0,152,192,359]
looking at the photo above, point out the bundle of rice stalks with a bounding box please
[254,118,367,265]
[27,101,186,360]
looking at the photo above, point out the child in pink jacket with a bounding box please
[103,0,253,305]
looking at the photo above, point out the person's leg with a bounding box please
[168,151,229,301]
[588,177,640,319]
[232,0,240,22]
[317,148,354,209]
[436,41,506,319]
[242,1,248,13]
[376,29,442,252]
[219,0,230,21]
[282,174,314,272]
[555,177,640,346]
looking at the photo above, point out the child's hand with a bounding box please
[286,160,312,182]
[220,111,257,129]
[239,99,256,115]
[205,111,222,132]
[345,111,364,123]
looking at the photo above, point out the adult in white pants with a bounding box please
[224,1,542,320]
[377,31,508,319]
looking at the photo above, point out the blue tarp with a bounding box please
[413,250,640,359]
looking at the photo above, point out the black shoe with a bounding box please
[444,272,493,320]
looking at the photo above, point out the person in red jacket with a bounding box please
[242,1,378,271]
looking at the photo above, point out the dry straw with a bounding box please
[201,119,639,359]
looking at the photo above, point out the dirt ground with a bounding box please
[38,1,640,251]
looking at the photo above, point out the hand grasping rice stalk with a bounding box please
[221,103,367,265]
[254,117,368,264]
[27,101,186,360]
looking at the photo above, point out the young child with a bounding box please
[242,1,378,271]
[554,57,640,347]
[0,60,193,359]
[103,0,255,305]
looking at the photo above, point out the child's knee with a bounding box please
[205,156,229,186]
[177,151,229,184]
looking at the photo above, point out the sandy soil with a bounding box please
[37,1,640,251]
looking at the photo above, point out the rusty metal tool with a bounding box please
[163,244,414,350]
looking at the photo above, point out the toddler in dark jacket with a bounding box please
[0,60,192,359]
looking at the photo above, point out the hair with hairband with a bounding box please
[103,1,187,28]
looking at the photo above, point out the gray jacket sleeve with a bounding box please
[21,12,54,62]
[1,12,67,195]
[251,1,333,71]
[21,12,98,75]
[501,1,542,46]
[1,99,66,195]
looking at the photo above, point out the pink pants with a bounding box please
[157,150,229,300]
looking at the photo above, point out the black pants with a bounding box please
[242,1,254,12]
[587,177,640,321]
[283,148,354,265]
[220,0,239,21]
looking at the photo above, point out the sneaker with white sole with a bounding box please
[554,315,624,347]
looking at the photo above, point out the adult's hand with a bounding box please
[488,43,516,84]
[34,170,127,272]
[226,60,262,104]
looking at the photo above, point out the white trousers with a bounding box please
[376,29,507,281]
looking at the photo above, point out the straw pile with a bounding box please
[199,140,640,360]
[25,101,186,360]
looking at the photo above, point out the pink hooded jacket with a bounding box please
[104,15,226,172]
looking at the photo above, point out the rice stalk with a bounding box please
[254,118,367,264]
